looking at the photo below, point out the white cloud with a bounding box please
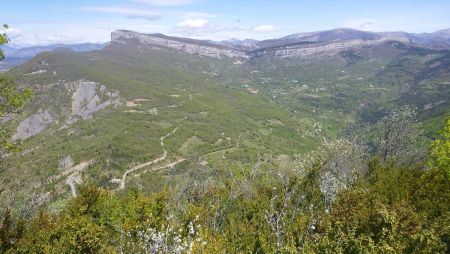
[3,27,23,38]
[127,14,162,21]
[5,25,115,46]
[341,18,379,30]
[10,33,85,46]
[253,25,281,33]
[131,0,197,6]
[339,16,449,32]
[182,11,217,18]
[172,19,218,36]
[171,22,285,39]
[80,5,216,21]
[176,18,209,29]
[80,6,161,16]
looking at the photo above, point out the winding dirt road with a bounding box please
[113,94,193,190]
[199,146,239,160]
[117,123,184,190]
[64,161,94,197]
[134,158,186,178]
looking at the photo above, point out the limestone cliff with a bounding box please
[111,30,248,59]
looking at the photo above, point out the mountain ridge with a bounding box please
[111,29,248,59]
[0,43,107,71]
[111,29,412,60]
[3,27,450,71]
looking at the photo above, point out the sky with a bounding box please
[2,0,450,47]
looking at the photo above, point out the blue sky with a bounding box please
[2,0,450,46]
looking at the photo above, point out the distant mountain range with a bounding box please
[0,43,107,71]
[220,28,450,50]
[2,28,450,71]
[109,28,450,61]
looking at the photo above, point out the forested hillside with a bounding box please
[1,119,449,253]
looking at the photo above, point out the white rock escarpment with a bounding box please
[111,30,413,60]
[12,80,121,140]
[112,30,248,59]
[13,109,54,140]
[68,80,121,123]
[250,38,410,58]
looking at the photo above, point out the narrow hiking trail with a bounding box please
[126,94,193,114]
[63,161,93,197]
[117,122,185,190]
[47,159,93,197]
[199,146,240,160]
[166,94,192,108]
[134,158,186,177]
[66,173,81,197]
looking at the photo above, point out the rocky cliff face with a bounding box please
[249,37,410,58]
[12,80,122,140]
[68,81,121,123]
[111,30,415,60]
[13,110,54,140]
[111,30,248,59]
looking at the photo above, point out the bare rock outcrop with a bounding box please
[68,80,121,123]
[11,80,121,140]
[13,109,54,140]
[59,155,74,170]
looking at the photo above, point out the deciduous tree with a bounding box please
[371,106,424,164]
[0,24,32,160]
